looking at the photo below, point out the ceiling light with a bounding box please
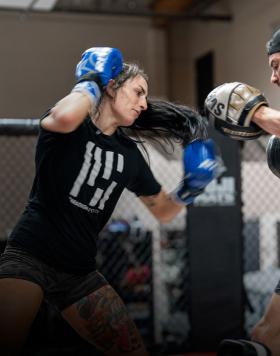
[0,0,57,11]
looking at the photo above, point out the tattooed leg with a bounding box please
[61,285,148,355]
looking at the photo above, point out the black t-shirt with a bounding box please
[9,117,161,273]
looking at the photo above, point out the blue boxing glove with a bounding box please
[72,47,123,110]
[174,139,224,205]
[75,47,123,86]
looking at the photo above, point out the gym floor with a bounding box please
[164,354,216,356]
[169,354,216,355]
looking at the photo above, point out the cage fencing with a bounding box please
[241,136,280,334]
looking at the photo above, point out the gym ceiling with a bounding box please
[0,0,232,22]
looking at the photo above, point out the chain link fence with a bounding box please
[241,137,280,334]
[0,135,36,240]
[1,121,280,352]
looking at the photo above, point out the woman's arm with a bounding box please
[139,139,222,224]
[139,189,184,224]
[41,92,92,133]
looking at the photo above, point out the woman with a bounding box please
[0,47,218,356]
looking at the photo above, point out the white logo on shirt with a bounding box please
[69,141,124,211]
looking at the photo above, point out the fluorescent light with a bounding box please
[32,0,57,11]
[0,0,57,11]
[0,0,32,9]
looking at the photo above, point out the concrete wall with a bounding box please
[2,0,280,118]
[0,10,167,117]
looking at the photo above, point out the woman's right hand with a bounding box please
[75,47,123,87]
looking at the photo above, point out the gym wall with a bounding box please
[0,10,167,117]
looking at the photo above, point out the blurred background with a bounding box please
[0,0,280,355]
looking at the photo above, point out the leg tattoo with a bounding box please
[76,286,142,353]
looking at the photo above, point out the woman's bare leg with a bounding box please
[0,278,44,356]
[62,285,148,355]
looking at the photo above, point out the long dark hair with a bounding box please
[108,63,208,150]
[128,98,208,146]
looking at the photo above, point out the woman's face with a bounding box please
[110,74,148,126]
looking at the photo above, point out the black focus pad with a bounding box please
[266,135,280,179]
[217,339,271,356]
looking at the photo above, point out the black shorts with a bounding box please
[0,245,108,311]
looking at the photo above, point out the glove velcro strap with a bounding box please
[71,81,101,116]
[214,117,264,140]
[218,339,271,356]
[172,184,204,206]
[77,73,103,89]
[238,94,268,126]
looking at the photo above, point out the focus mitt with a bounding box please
[204,82,267,140]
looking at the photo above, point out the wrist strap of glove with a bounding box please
[171,184,204,206]
[77,73,104,88]
[71,81,101,117]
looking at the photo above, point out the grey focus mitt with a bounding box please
[204,82,268,140]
